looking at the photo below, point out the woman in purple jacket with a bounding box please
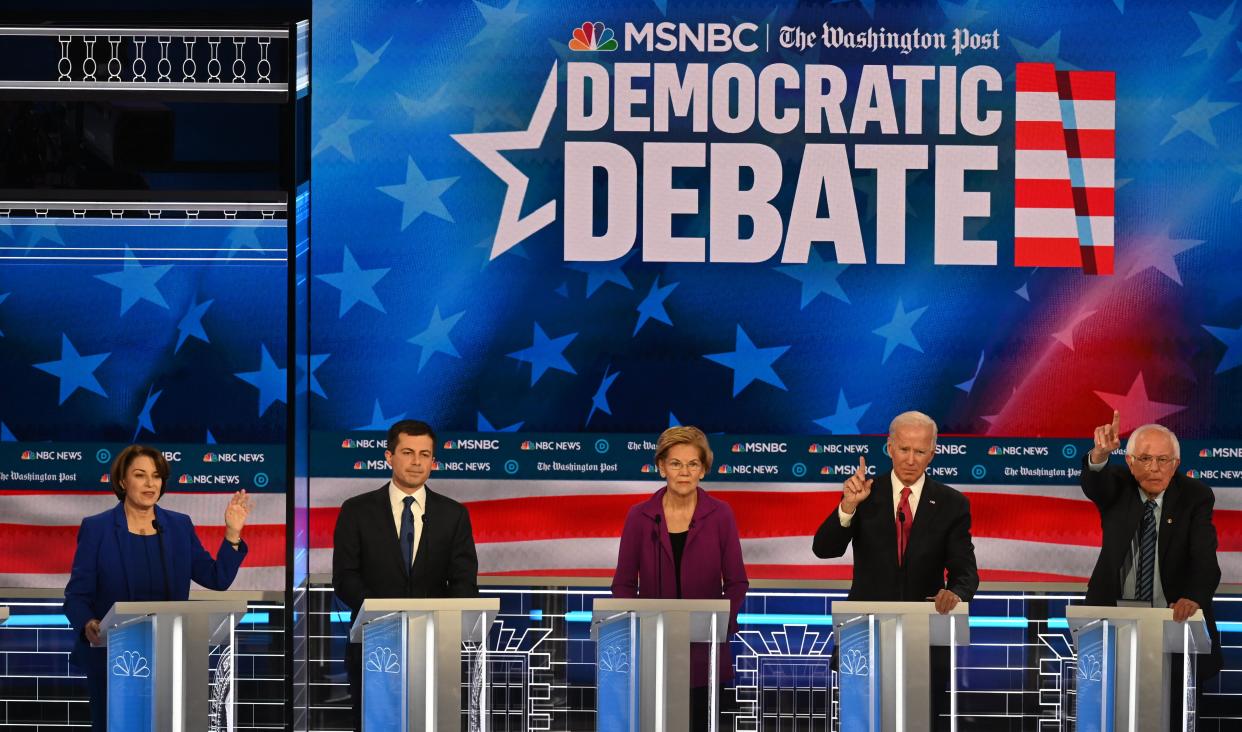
[611,425,749,730]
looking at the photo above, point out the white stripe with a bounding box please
[1076,216,1114,247]
[1015,91,1061,122]
[1060,100,1114,130]
[1015,149,1070,180]
[1015,207,1079,238]
[0,493,287,526]
[1068,158,1114,188]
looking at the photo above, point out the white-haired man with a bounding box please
[1084,411,1222,724]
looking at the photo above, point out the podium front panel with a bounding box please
[837,614,880,732]
[361,615,407,730]
[106,617,156,732]
[596,613,639,732]
[1074,621,1116,732]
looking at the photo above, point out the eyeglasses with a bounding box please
[1131,454,1175,467]
[665,460,702,474]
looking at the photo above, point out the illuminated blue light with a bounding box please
[738,613,833,626]
[565,611,593,623]
[529,609,543,621]
[239,612,270,625]
[1,614,70,627]
[330,611,353,623]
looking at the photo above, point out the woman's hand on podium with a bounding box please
[84,618,101,645]
[224,489,253,544]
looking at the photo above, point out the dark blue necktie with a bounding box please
[1136,499,1158,603]
[399,495,415,574]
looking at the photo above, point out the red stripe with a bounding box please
[1071,187,1115,217]
[478,566,1091,583]
[1016,63,1057,93]
[1015,179,1075,209]
[1080,246,1114,275]
[1065,129,1115,158]
[1056,70,1116,101]
[0,523,286,574]
[1015,237,1084,268]
[1015,121,1066,150]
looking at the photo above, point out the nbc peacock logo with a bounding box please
[569,21,618,52]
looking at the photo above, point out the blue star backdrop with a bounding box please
[306,0,1242,441]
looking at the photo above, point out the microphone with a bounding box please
[150,519,172,601]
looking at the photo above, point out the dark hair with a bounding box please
[386,419,437,452]
[110,445,171,501]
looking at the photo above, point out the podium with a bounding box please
[591,598,731,732]
[96,599,248,731]
[1065,605,1211,731]
[832,601,970,732]
[349,598,499,732]
[0,607,7,623]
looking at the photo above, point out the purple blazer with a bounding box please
[611,486,749,686]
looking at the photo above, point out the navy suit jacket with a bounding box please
[63,502,247,670]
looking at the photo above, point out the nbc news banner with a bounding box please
[306,0,1242,583]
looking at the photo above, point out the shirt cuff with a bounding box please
[838,507,855,527]
[1087,457,1108,471]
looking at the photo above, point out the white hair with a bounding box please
[889,411,938,446]
[1126,423,1180,459]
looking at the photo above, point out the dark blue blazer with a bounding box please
[63,502,247,670]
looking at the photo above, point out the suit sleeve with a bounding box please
[332,500,367,612]
[1179,486,1221,608]
[186,514,247,591]
[812,505,854,559]
[719,507,749,636]
[944,495,979,601]
[63,518,101,634]
[445,504,479,598]
[1080,455,1127,510]
[610,509,640,598]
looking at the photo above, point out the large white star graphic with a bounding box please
[452,62,557,260]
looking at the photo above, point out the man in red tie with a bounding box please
[812,410,978,609]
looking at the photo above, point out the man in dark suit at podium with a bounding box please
[1083,411,1222,727]
[333,419,479,730]
[812,411,978,730]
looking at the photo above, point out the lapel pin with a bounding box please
[1166,517,1173,524]
[929,499,936,505]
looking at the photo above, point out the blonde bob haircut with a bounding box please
[654,426,714,474]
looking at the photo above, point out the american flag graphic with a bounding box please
[1014,62,1116,275]
[302,478,1242,585]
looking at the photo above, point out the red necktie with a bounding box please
[896,486,913,565]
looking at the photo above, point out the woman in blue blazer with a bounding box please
[63,444,253,731]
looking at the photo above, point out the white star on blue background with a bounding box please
[1183,1,1238,57]
[94,250,172,316]
[814,390,872,434]
[409,306,465,371]
[313,111,372,161]
[587,366,621,425]
[33,334,110,405]
[874,299,928,363]
[377,156,457,229]
[25,223,63,248]
[633,276,678,335]
[176,298,214,353]
[297,353,331,398]
[356,399,405,431]
[478,411,524,432]
[508,322,578,385]
[235,344,287,417]
[1162,95,1238,146]
[469,0,528,47]
[704,325,790,397]
[133,385,163,440]
[776,249,850,309]
[567,252,635,297]
[316,246,389,316]
[1205,323,1242,373]
[339,38,392,84]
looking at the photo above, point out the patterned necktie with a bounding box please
[896,486,913,565]
[1136,499,1158,603]
[400,495,416,574]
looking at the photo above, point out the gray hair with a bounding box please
[889,411,938,446]
[1126,423,1180,459]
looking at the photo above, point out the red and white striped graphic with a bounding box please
[1014,62,1116,275]
[0,491,286,590]
[302,479,1241,584]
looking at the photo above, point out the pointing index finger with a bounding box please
[1111,410,1120,435]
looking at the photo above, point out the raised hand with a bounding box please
[840,456,874,515]
[1091,410,1121,463]
[224,489,253,542]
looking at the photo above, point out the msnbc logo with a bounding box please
[341,439,354,448]
[731,444,742,453]
[988,446,1001,455]
[717,465,734,475]
[353,461,365,470]
[1185,469,1198,479]
[178,475,189,484]
[100,473,111,483]
[20,450,31,460]
[203,453,218,463]
[569,21,618,51]
[1199,448,1209,458]
[640,464,655,473]
[521,441,533,450]
[820,466,832,475]
[808,444,823,454]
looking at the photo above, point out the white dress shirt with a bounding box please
[839,471,926,527]
[388,482,426,568]
[1086,458,1166,608]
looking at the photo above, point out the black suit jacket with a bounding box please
[1080,457,1223,678]
[332,483,479,613]
[813,473,979,602]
